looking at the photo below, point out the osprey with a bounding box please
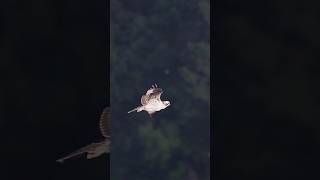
[128,84,170,117]
[56,107,111,163]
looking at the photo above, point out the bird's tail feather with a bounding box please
[128,106,143,113]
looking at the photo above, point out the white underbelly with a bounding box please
[144,101,164,112]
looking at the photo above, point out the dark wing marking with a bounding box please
[146,88,163,101]
[145,84,159,95]
[142,84,163,104]
[99,107,110,138]
[145,88,155,95]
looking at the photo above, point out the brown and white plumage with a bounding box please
[128,84,170,117]
[56,107,111,163]
[99,107,110,138]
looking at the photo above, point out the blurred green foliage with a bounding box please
[110,0,210,179]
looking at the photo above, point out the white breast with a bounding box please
[144,100,165,112]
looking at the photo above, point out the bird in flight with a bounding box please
[128,83,170,117]
[56,107,111,163]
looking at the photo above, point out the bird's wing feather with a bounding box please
[145,86,157,95]
[56,143,101,163]
[145,84,160,95]
[146,88,163,101]
[141,95,148,105]
[145,88,154,95]
[140,84,163,105]
[99,107,110,138]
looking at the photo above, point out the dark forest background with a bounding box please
[0,0,210,180]
[214,0,320,180]
[110,0,210,180]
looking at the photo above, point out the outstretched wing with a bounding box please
[56,143,103,163]
[99,107,110,138]
[147,88,163,101]
[142,84,163,105]
[145,83,160,95]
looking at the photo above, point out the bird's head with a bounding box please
[163,101,170,107]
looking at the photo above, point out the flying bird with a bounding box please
[128,84,170,117]
[56,107,111,163]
